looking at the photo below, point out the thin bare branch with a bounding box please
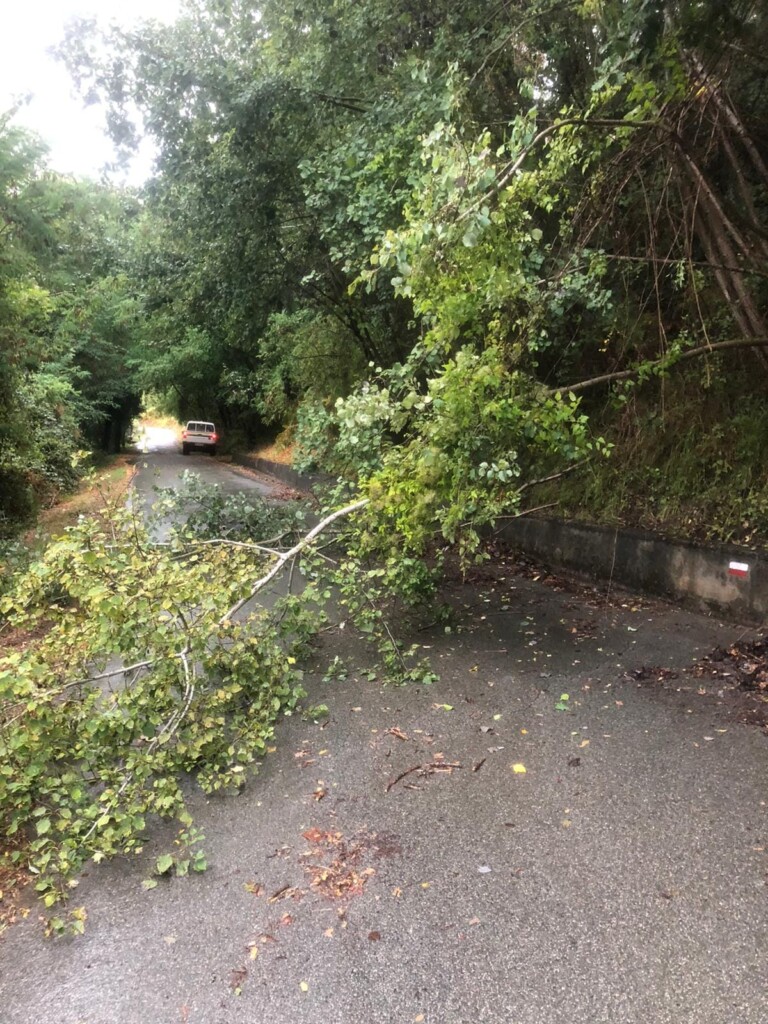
[556,337,768,396]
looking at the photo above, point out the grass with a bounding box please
[27,454,137,549]
[249,437,295,466]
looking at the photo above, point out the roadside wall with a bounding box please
[234,454,767,623]
[496,516,768,623]
[231,454,331,493]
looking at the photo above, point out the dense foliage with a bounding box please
[0,120,143,532]
[52,0,768,544]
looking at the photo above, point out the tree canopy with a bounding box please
[0,118,142,530]
[47,0,768,544]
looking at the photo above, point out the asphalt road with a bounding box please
[131,427,280,502]
[1,455,766,1024]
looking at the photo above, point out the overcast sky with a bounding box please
[1,1,181,183]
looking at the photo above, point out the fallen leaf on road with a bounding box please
[164,935,177,945]
[567,757,581,768]
[299,981,309,992]
[244,882,264,896]
[385,727,409,741]
[511,763,527,774]
[432,703,454,711]
[579,739,590,748]
[368,930,381,941]
[478,865,492,874]
[230,966,247,994]
[324,927,335,937]
[268,885,300,903]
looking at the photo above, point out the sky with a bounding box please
[1,1,182,184]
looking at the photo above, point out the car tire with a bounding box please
[182,443,190,455]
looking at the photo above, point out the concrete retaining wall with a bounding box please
[232,454,331,493]
[234,454,767,622]
[495,516,768,623]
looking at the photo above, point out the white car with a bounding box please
[181,421,219,455]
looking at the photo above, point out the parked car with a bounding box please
[181,421,219,455]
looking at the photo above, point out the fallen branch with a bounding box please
[221,497,369,624]
[386,761,464,792]
[386,764,424,792]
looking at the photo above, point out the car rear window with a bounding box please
[186,422,215,433]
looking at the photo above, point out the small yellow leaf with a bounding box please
[520,728,528,735]
[299,981,309,993]
[579,739,590,748]
[249,945,259,960]
[323,927,334,938]
[511,763,527,774]
[420,881,431,889]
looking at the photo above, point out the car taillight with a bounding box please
[182,430,187,438]
[211,433,218,442]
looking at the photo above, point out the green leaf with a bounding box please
[155,854,174,875]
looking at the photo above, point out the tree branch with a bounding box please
[220,498,369,624]
[555,337,768,396]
